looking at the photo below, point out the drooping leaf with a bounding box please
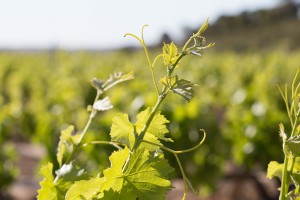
[160,75,196,102]
[162,42,179,66]
[110,113,135,148]
[57,126,80,167]
[267,161,283,180]
[65,176,104,200]
[284,135,300,157]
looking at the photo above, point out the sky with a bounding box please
[0,0,282,50]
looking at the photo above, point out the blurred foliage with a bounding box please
[0,49,299,193]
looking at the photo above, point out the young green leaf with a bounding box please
[57,126,79,167]
[162,42,179,66]
[110,113,136,149]
[160,75,196,102]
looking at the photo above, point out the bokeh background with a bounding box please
[1,0,300,199]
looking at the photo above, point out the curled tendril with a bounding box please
[141,129,206,200]
[142,129,206,154]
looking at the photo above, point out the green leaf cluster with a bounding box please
[37,20,211,200]
[267,68,300,199]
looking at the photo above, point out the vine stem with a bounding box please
[124,26,160,96]
[64,90,102,164]
[83,141,124,150]
[280,156,289,200]
[133,91,167,149]
[279,68,300,199]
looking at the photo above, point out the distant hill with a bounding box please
[183,2,300,52]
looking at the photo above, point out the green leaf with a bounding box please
[136,108,169,141]
[110,109,171,151]
[123,148,173,200]
[162,42,179,66]
[37,163,63,200]
[136,108,171,151]
[284,135,300,157]
[101,147,131,192]
[65,177,104,200]
[267,161,283,180]
[101,148,173,200]
[110,113,135,148]
[57,126,79,167]
[160,75,196,102]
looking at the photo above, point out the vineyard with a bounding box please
[1,41,300,199]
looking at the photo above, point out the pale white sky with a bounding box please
[0,0,281,50]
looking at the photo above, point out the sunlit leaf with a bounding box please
[37,163,62,200]
[100,148,173,200]
[65,176,104,200]
[110,113,135,148]
[100,147,131,192]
